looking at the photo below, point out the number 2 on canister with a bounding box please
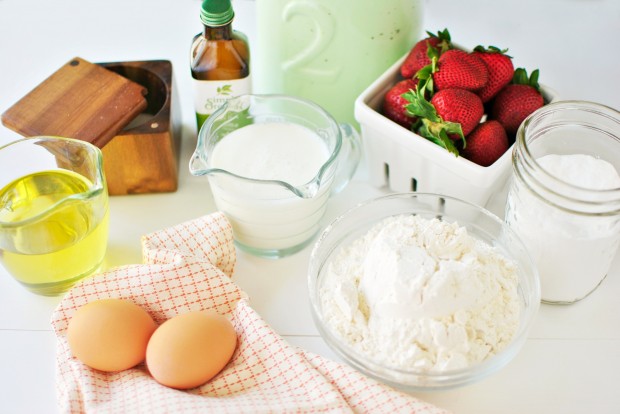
[281,0,340,81]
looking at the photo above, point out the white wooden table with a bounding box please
[1,1,619,413]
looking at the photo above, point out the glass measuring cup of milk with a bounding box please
[0,137,109,296]
[190,94,360,258]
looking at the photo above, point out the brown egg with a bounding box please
[146,310,237,390]
[67,298,157,372]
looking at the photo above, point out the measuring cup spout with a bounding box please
[292,180,320,199]
[189,152,209,176]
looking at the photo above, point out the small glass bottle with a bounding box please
[505,101,620,304]
[190,0,251,132]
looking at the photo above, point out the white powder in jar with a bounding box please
[505,153,620,303]
[538,153,620,190]
[319,214,521,373]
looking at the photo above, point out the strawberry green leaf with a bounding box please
[416,64,433,82]
[474,45,510,55]
[512,68,527,84]
[442,121,466,147]
[427,28,451,43]
[437,29,452,54]
[422,76,435,96]
[426,44,440,62]
[416,52,438,96]
[438,28,451,42]
[529,69,540,89]
[417,119,435,140]
[417,120,460,156]
[512,67,541,92]
[401,89,415,100]
[411,117,423,132]
[403,87,440,122]
[402,82,466,152]
[438,130,460,156]
[426,119,465,146]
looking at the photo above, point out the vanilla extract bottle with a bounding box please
[190,0,251,132]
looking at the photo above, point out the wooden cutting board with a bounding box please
[1,57,147,148]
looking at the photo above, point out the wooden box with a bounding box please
[99,60,182,195]
[1,58,182,195]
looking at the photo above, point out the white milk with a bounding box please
[209,122,332,254]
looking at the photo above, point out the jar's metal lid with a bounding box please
[200,0,234,27]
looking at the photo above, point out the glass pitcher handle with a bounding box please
[331,123,361,195]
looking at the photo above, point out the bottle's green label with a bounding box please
[193,77,252,131]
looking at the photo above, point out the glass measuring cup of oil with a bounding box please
[0,137,109,296]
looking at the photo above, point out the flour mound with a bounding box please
[320,214,521,372]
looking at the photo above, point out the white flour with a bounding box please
[320,214,521,372]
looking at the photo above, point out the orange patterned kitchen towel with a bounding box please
[51,212,449,414]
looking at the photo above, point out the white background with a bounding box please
[0,0,619,413]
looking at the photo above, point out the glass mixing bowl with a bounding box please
[308,192,540,390]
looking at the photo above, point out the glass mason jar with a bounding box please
[505,101,620,304]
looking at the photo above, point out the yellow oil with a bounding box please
[0,170,109,294]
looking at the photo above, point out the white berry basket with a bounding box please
[354,53,558,207]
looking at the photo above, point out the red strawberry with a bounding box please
[491,68,544,135]
[403,87,484,155]
[431,88,484,137]
[382,78,419,129]
[418,49,489,92]
[400,29,451,79]
[473,46,514,103]
[462,120,509,166]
